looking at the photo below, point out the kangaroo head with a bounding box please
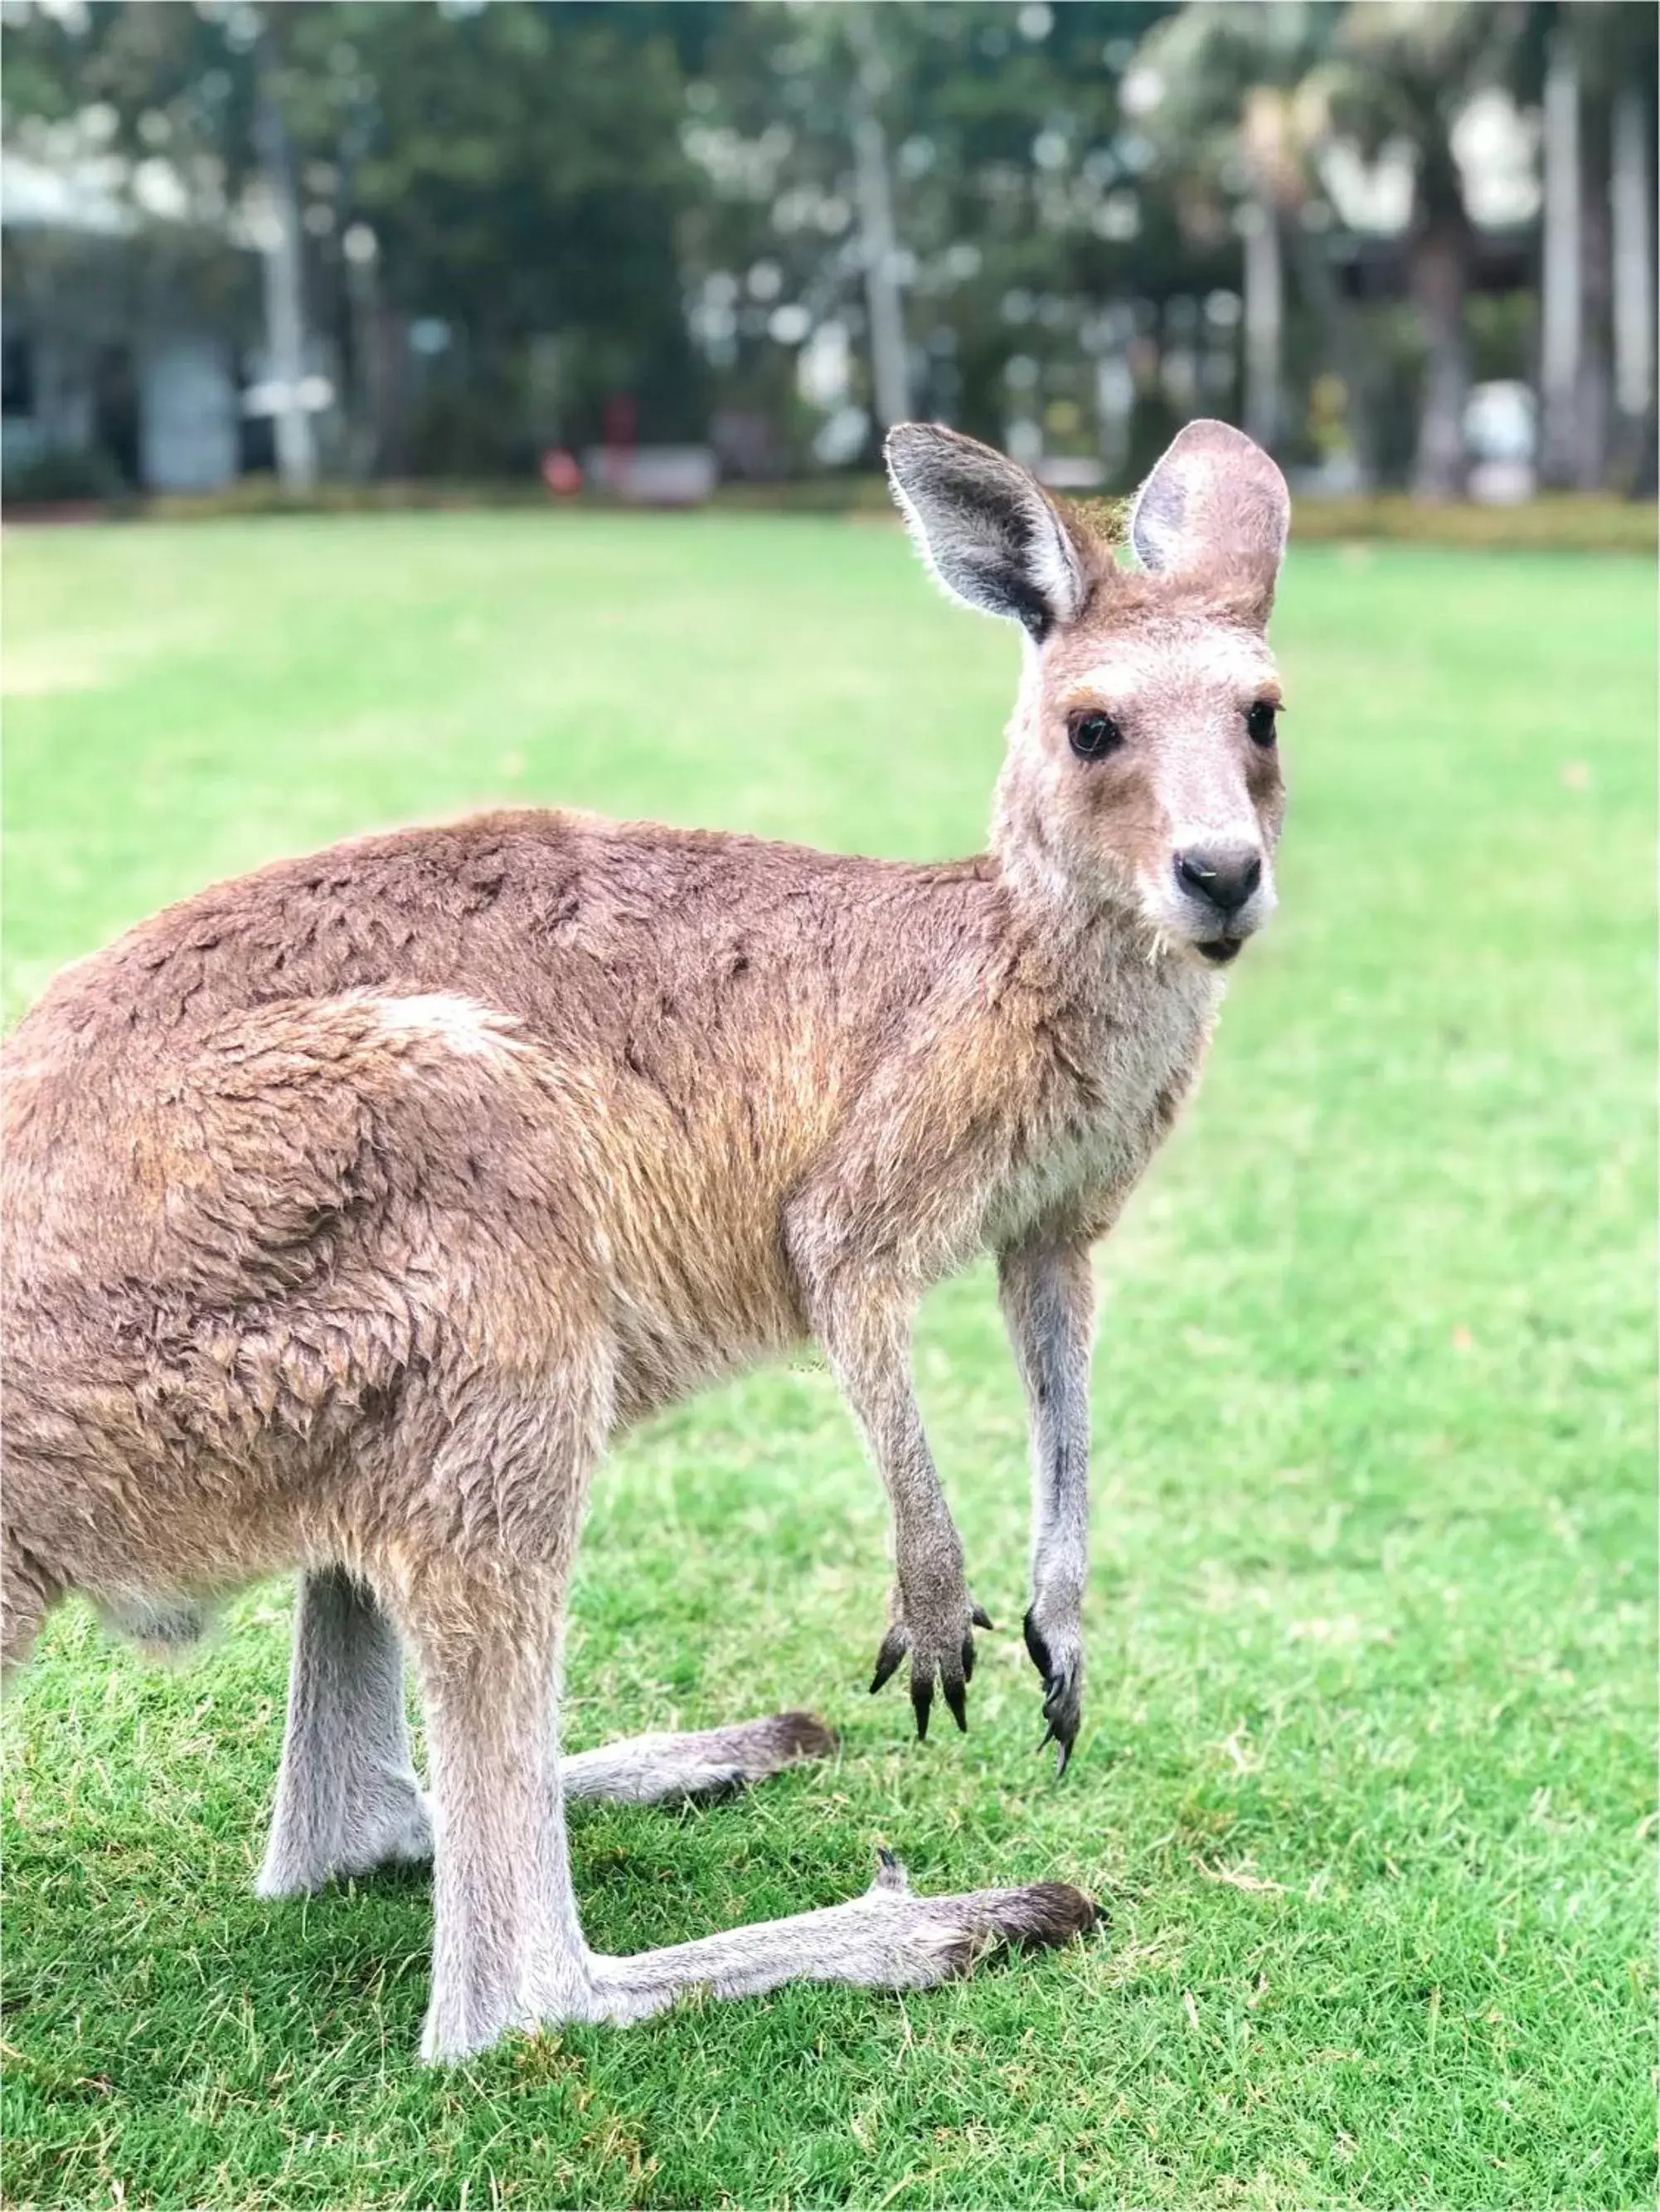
[886,419,1290,967]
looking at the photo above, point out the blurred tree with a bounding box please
[684,1,1193,475]
[842,3,912,429]
[1130,2,1381,477]
[1523,0,1658,490]
[1608,80,1655,493]
[251,9,315,488]
[889,0,1200,469]
[1320,2,1531,500]
[342,2,716,462]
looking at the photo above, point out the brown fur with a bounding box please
[2,811,1196,1593]
[2,420,1289,2059]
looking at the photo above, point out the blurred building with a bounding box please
[2,147,254,494]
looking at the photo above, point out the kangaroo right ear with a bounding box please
[1129,419,1290,624]
[884,423,1090,639]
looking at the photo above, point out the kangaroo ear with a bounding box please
[884,423,1090,639]
[1129,420,1290,624]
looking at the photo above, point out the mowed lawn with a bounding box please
[1,512,1653,2211]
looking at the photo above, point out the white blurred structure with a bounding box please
[1465,380,1536,504]
[580,445,718,504]
[2,148,248,495]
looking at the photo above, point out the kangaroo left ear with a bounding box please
[885,423,1090,639]
[1129,420,1290,625]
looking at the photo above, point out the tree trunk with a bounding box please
[254,46,318,492]
[1609,86,1655,492]
[1538,30,1581,489]
[1575,94,1613,489]
[1407,221,1471,501]
[1240,192,1282,453]
[847,11,910,432]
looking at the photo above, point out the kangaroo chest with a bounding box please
[980,963,1217,1252]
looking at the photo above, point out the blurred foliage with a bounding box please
[0,441,133,504]
[1,1,1655,489]
[682,2,1196,456]
[1,1,719,462]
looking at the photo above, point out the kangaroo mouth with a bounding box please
[1196,937,1244,966]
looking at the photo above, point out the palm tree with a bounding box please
[1133,2,1376,480]
[1529,1,1658,490]
[1321,2,1529,500]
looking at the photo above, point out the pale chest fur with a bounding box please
[978,950,1220,1254]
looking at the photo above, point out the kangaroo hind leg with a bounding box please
[258,1568,431,1898]
[404,1537,1093,2061]
[589,1848,1097,2025]
[562,1710,837,1806]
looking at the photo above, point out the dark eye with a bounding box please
[1246,700,1279,747]
[1068,710,1124,761]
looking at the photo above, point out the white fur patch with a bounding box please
[367,994,523,1057]
[1064,630,1277,702]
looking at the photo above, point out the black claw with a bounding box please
[870,1625,907,1695]
[943,1676,968,1732]
[1034,1668,1080,1776]
[1025,1609,1083,1773]
[971,1604,995,1631]
[961,1632,976,1684]
[1035,1722,1070,1776]
[910,1676,934,1741]
[876,1845,900,1872]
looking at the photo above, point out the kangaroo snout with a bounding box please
[1173,843,1263,917]
[1171,839,1274,964]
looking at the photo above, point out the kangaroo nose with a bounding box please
[1174,844,1263,917]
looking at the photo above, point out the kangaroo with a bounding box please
[2,419,1289,2061]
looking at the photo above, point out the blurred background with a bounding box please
[2,0,1654,523]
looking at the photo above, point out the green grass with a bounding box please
[2,514,1654,2210]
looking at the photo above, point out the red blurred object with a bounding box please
[540,448,582,497]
